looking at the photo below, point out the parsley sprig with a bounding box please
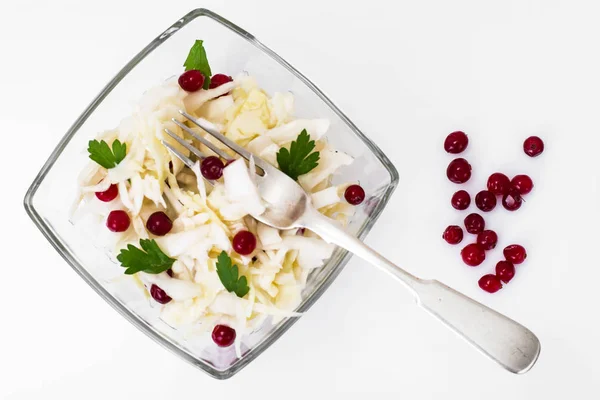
[216,251,249,298]
[116,239,175,275]
[276,129,320,180]
[183,40,212,89]
[88,139,127,169]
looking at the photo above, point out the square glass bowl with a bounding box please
[23,9,398,379]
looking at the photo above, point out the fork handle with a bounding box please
[301,207,541,374]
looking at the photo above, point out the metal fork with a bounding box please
[163,110,541,374]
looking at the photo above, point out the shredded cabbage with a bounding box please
[73,73,356,351]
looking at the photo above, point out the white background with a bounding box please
[1,0,599,398]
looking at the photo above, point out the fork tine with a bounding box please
[162,141,215,187]
[179,110,270,169]
[162,140,195,169]
[164,128,208,160]
[172,119,232,161]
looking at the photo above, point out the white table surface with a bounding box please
[1,0,599,398]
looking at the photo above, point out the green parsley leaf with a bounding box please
[216,251,250,298]
[183,40,212,89]
[276,129,320,180]
[116,239,175,275]
[87,139,127,169]
[112,139,127,164]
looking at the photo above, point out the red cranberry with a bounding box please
[478,274,503,293]
[446,158,472,184]
[487,173,511,195]
[150,284,172,304]
[345,184,366,205]
[461,243,486,266]
[233,230,257,255]
[146,211,173,236]
[464,213,485,234]
[444,131,469,154]
[95,184,118,202]
[106,210,130,232]
[477,230,498,250]
[523,136,544,157]
[502,190,522,211]
[503,244,527,264]
[443,225,464,245]
[212,324,236,347]
[178,70,205,92]
[475,190,497,212]
[209,73,233,89]
[200,156,225,180]
[511,175,534,195]
[495,260,515,283]
[451,190,471,210]
[166,269,174,277]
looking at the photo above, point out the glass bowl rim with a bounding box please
[23,8,399,379]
